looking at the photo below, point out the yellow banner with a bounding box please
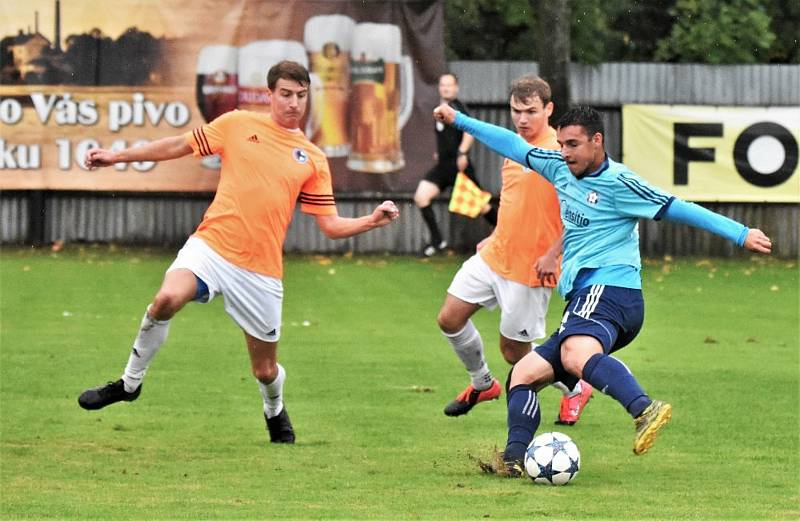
[622,105,799,202]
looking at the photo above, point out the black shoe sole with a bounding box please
[443,401,475,417]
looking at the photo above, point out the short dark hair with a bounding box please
[509,75,551,106]
[440,72,458,84]
[557,106,604,137]
[267,60,310,90]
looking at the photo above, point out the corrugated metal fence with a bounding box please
[2,62,798,257]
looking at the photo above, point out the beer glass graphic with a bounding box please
[195,45,239,169]
[304,14,356,158]
[347,23,414,173]
[238,40,308,112]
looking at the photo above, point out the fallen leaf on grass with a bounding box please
[704,336,718,344]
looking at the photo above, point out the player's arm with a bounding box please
[661,199,771,254]
[85,136,193,169]
[433,104,561,182]
[314,201,400,240]
[456,133,474,172]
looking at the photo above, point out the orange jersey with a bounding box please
[185,110,336,279]
[479,126,562,287]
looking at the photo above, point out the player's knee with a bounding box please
[413,191,430,208]
[500,345,525,365]
[150,291,184,320]
[560,341,598,377]
[499,337,530,365]
[252,363,278,384]
[561,354,583,377]
[436,310,465,334]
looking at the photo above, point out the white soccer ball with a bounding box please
[524,431,581,485]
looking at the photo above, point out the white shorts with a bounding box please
[167,236,283,342]
[447,254,552,342]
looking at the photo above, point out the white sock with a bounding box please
[551,380,583,397]
[122,306,170,393]
[258,363,286,419]
[443,320,493,390]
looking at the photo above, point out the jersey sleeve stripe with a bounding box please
[526,149,562,160]
[191,129,205,155]
[619,175,669,205]
[299,200,336,207]
[525,149,563,171]
[193,128,212,156]
[299,194,335,203]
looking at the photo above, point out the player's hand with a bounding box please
[456,154,468,172]
[84,148,117,169]
[743,228,772,254]
[371,200,400,226]
[533,252,559,286]
[433,103,456,125]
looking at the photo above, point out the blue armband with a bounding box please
[663,199,749,247]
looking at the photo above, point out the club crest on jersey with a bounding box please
[293,148,309,164]
[587,191,599,205]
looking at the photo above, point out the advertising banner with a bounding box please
[0,0,444,193]
[622,104,799,202]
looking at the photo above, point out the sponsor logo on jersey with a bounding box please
[292,148,308,164]
[247,134,259,143]
[561,202,591,227]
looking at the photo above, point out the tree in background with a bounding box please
[444,0,539,61]
[537,0,570,123]
[444,0,797,64]
[757,0,799,62]
[655,0,776,63]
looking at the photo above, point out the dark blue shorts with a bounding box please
[534,285,644,390]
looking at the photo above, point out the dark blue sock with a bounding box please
[582,353,651,418]
[503,385,541,463]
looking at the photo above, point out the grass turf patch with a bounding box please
[1,246,797,520]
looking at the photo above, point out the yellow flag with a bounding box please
[448,172,492,218]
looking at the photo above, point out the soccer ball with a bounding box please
[524,431,581,485]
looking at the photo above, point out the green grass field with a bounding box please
[1,246,798,520]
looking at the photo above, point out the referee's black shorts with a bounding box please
[423,159,481,191]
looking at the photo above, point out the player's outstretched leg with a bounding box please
[442,321,500,416]
[581,352,672,454]
[78,306,169,410]
[78,379,141,410]
[554,380,593,425]
[633,400,672,455]
[501,384,542,476]
[265,405,295,444]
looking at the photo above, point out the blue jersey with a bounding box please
[453,111,747,298]
[528,152,670,298]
